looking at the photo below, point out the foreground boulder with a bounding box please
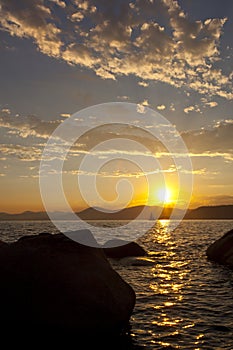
[0,232,136,337]
[103,240,146,259]
[206,229,233,267]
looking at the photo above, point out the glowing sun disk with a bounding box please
[156,187,172,204]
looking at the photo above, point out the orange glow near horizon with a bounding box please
[0,172,232,213]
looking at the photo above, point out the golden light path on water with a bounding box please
[118,219,229,350]
[149,220,187,339]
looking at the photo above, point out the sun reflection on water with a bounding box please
[113,220,233,349]
[146,219,190,341]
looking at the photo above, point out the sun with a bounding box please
[156,187,173,205]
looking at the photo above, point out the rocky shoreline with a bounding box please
[206,229,233,268]
[0,231,146,342]
[2,227,233,346]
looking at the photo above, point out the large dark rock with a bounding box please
[0,232,136,339]
[103,240,147,259]
[206,229,233,267]
[0,239,7,249]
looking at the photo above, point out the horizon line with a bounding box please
[1,203,233,215]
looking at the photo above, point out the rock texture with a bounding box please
[0,232,136,337]
[206,229,233,267]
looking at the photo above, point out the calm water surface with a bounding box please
[1,220,233,349]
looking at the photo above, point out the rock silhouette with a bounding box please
[0,232,136,338]
[206,229,233,267]
[103,240,146,258]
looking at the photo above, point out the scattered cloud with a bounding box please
[1,110,232,157]
[60,113,71,118]
[205,101,218,108]
[157,104,166,110]
[117,95,130,101]
[181,119,233,154]
[45,165,186,178]
[0,0,232,99]
[169,103,175,111]
[184,105,201,114]
[164,0,227,66]
[0,112,61,139]
[136,103,146,114]
[49,0,66,8]
[184,105,195,114]
[189,152,233,162]
[0,144,42,161]
[0,0,62,57]
[1,108,11,114]
[62,42,97,68]
[141,99,149,106]
[0,106,232,176]
[138,81,149,87]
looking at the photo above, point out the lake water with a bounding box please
[1,220,233,349]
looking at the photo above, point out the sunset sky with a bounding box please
[0,0,232,213]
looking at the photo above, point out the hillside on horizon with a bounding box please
[0,205,233,221]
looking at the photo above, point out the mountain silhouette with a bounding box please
[0,205,232,220]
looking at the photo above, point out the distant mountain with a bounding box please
[184,205,233,220]
[0,205,232,220]
[78,205,162,221]
[0,206,164,221]
[0,211,74,221]
[0,211,49,221]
